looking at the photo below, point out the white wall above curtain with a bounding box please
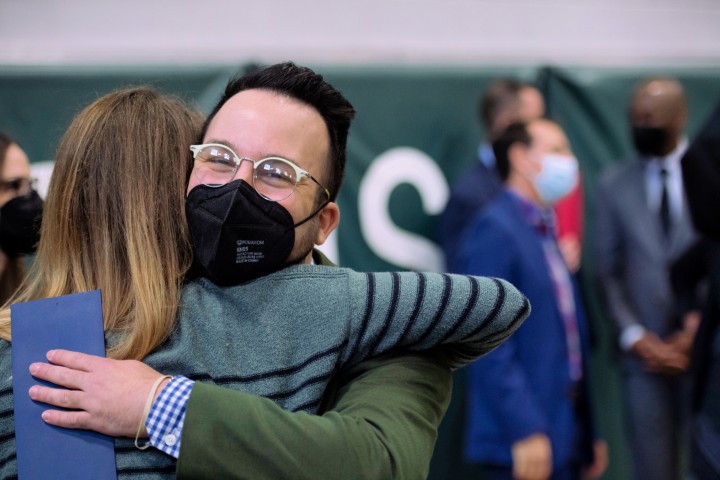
[2,0,719,66]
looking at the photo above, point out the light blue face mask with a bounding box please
[533,153,579,205]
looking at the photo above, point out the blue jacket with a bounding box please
[441,157,502,272]
[455,191,593,469]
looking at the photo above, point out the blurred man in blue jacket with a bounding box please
[441,79,544,270]
[455,119,606,480]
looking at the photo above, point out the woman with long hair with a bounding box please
[0,89,195,359]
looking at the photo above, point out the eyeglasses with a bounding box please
[0,177,36,196]
[189,143,330,202]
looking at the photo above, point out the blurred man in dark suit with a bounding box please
[595,77,697,480]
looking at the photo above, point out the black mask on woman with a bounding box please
[186,180,324,286]
[0,190,43,257]
[632,126,673,158]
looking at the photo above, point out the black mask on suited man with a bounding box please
[632,126,674,158]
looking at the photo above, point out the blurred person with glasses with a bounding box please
[0,132,42,304]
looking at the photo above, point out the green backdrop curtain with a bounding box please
[3,64,720,479]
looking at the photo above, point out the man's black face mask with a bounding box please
[632,126,673,158]
[186,180,295,286]
[186,180,324,286]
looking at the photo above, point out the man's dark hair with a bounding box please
[492,122,532,181]
[202,62,356,202]
[478,79,524,138]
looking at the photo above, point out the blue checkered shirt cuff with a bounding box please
[144,375,195,458]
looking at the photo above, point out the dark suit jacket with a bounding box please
[595,159,696,364]
[670,239,720,413]
[455,191,593,469]
[441,159,502,272]
[683,102,720,240]
[680,102,720,451]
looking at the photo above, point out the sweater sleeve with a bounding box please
[341,271,530,370]
[0,341,16,479]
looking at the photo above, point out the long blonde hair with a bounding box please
[0,87,200,360]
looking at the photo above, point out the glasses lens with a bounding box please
[254,158,298,201]
[193,145,238,186]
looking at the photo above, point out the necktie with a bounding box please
[542,240,583,382]
[660,167,671,237]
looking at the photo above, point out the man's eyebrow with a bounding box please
[204,138,240,153]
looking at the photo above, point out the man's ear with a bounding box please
[315,201,340,246]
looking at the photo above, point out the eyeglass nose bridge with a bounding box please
[233,157,299,202]
[232,156,257,183]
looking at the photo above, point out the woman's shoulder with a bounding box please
[0,338,10,358]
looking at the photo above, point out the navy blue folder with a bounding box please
[11,290,117,480]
